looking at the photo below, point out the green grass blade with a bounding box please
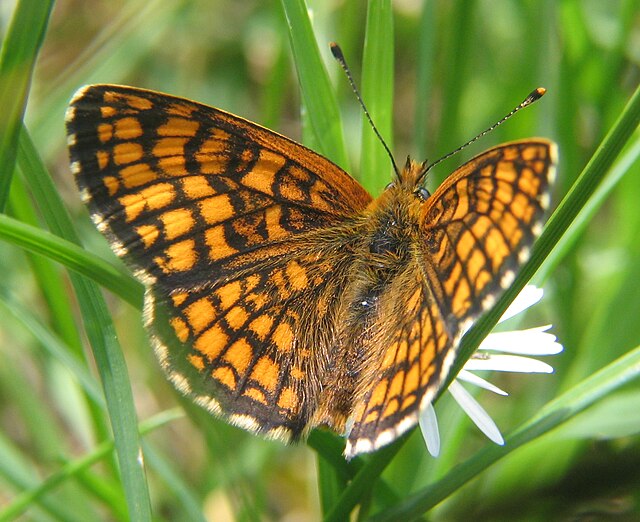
[0,0,53,210]
[538,137,640,281]
[431,1,475,173]
[307,430,352,481]
[0,410,182,522]
[370,344,640,521]
[17,127,152,520]
[63,277,151,520]
[0,433,90,522]
[280,0,349,169]
[323,434,410,522]
[359,0,394,193]
[316,455,345,516]
[8,175,86,356]
[0,289,104,405]
[413,1,437,161]
[141,442,207,522]
[0,214,143,308]
[280,1,352,512]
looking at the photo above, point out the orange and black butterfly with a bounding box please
[66,84,555,457]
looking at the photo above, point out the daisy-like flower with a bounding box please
[419,285,563,457]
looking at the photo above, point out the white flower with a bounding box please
[419,285,563,457]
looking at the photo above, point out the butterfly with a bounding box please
[66,84,556,458]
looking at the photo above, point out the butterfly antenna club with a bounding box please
[330,42,401,179]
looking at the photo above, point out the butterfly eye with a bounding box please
[415,187,430,201]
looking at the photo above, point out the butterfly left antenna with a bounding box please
[330,42,401,179]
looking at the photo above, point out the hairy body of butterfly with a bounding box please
[66,85,555,458]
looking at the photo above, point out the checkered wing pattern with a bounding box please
[345,141,555,456]
[66,85,372,440]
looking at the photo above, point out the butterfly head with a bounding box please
[384,157,430,199]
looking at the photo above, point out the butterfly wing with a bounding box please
[345,140,556,456]
[66,85,372,439]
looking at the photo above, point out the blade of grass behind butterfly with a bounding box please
[317,454,344,517]
[280,0,349,170]
[0,430,92,522]
[537,140,640,284]
[0,213,143,309]
[8,178,87,361]
[1,182,218,517]
[489,5,640,504]
[428,1,475,189]
[0,410,181,522]
[0,0,52,210]
[0,295,102,520]
[279,0,353,510]
[0,288,104,406]
[323,433,410,522]
[359,0,394,194]
[5,176,109,484]
[485,133,640,509]
[16,127,152,521]
[413,0,437,162]
[0,289,110,519]
[259,31,290,131]
[369,343,640,521]
[141,442,207,522]
[344,2,399,518]
[6,170,115,479]
[554,0,640,381]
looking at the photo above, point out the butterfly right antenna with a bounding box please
[424,88,547,176]
[330,42,401,179]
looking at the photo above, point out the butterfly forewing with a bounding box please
[420,140,554,326]
[67,85,371,280]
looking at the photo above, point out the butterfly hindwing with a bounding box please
[345,275,452,455]
[148,247,355,440]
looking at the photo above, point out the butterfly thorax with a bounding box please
[362,159,428,258]
[353,164,427,294]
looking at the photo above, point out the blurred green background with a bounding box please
[1,0,639,520]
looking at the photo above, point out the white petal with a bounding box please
[498,285,543,323]
[464,354,554,373]
[479,326,563,355]
[448,381,504,445]
[457,370,508,396]
[418,402,440,457]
